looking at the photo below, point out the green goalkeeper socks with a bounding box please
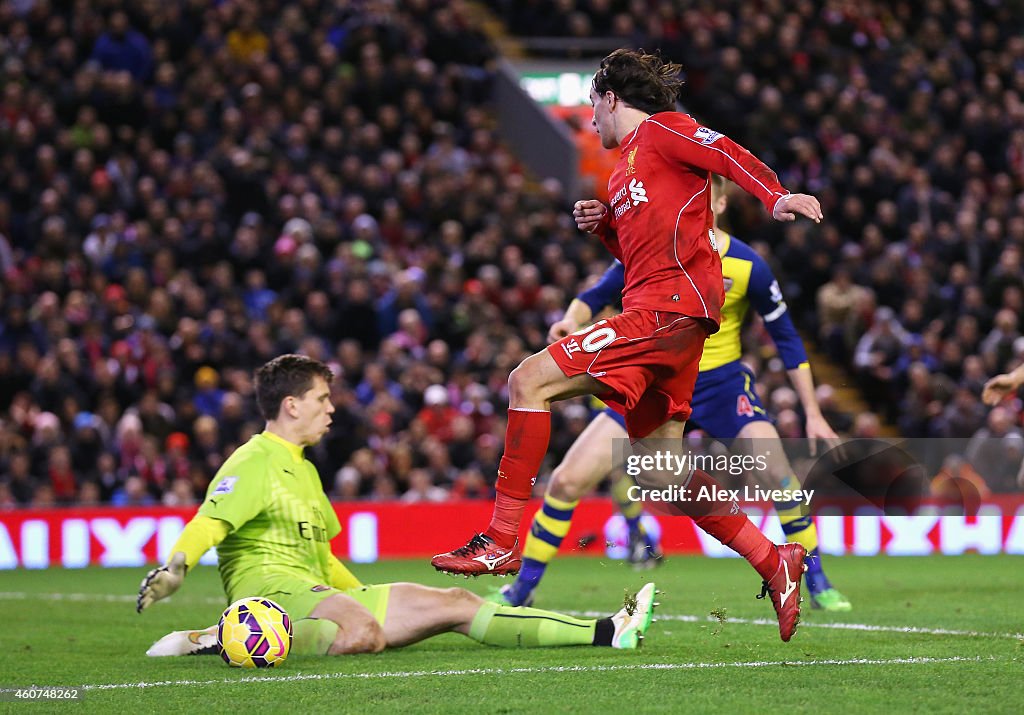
[468,601,598,647]
[292,617,340,655]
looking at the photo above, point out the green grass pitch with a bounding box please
[1,555,1021,713]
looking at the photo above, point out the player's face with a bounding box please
[293,375,335,446]
[590,86,619,149]
[711,184,728,216]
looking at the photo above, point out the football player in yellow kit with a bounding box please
[137,355,655,656]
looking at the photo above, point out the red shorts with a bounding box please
[547,310,713,438]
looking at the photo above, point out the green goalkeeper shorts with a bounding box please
[229,572,392,625]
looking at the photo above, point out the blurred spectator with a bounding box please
[980,309,1020,374]
[897,363,954,438]
[852,413,882,440]
[774,409,803,439]
[193,366,226,418]
[333,448,384,500]
[4,452,36,505]
[401,468,449,503]
[163,477,198,507]
[32,484,56,509]
[931,455,990,515]
[932,387,988,439]
[90,11,153,82]
[226,11,268,64]
[416,384,460,443]
[47,444,77,504]
[0,482,17,510]
[30,412,63,477]
[817,269,870,363]
[450,466,493,499]
[191,415,223,479]
[70,412,105,479]
[815,385,853,435]
[78,480,102,507]
[95,452,120,503]
[853,307,911,420]
[446,415,478,468]
[966,407,1024,491]
[111,475,156,507]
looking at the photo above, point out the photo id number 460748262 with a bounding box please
[0,687,83,701]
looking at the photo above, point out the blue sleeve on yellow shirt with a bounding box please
[578,260,625,315]
[748,253,808,370]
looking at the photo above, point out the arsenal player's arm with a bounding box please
[646,116,822,223]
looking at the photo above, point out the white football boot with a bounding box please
[610,582,657,649]
[146,624,219,656]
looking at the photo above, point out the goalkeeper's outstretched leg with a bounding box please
[146,582,658,655]
[373,582,655,650]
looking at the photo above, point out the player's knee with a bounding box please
[437,586,482,615]
[549,468,587,502]
[330,620,386,655]
[508,354,558,404]
[440,587,484,627]
[366,626,387,653]
[507,362,538,404]
[646,419,685,439]
[443,586,481,606]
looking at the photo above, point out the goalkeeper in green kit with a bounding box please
[137,355,655,656]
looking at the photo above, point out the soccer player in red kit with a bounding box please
[432,49,824,641]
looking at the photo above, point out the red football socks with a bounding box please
[687,469,781,581]
[486,492,529,548]
[485,408,550,548]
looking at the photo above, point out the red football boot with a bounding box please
[757,543,807,642]
[431,533,522,576]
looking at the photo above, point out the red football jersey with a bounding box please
[595,112,789,325]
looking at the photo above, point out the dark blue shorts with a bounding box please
[602,360,770,439]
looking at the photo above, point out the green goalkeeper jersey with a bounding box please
[198,431,341,597]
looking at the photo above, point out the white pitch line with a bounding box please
[0,591,137,603]
[0,592,224,606]
[568,611,1024,640]
[76,656,988,692]
[2,592,1020,640]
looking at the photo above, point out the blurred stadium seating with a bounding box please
[1,0,1022,515]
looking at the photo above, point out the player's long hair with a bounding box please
[592,48,684,115]
[255,354,334,420]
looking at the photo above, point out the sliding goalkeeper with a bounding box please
[137,355,655,655]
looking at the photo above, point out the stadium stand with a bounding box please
[1,0,1021,509]
[491,1,1024,449]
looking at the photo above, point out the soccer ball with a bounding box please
[217,597,292,668]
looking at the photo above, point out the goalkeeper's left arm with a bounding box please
[136,515,230,613]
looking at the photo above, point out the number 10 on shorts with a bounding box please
[573,320,618,353]
[565,321,618,358]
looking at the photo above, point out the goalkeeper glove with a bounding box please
[137,552,187,613]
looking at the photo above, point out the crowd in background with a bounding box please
[1,0,1021,509]
[499,0,1024,493]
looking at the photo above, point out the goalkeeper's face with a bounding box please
[293,375,335,446]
